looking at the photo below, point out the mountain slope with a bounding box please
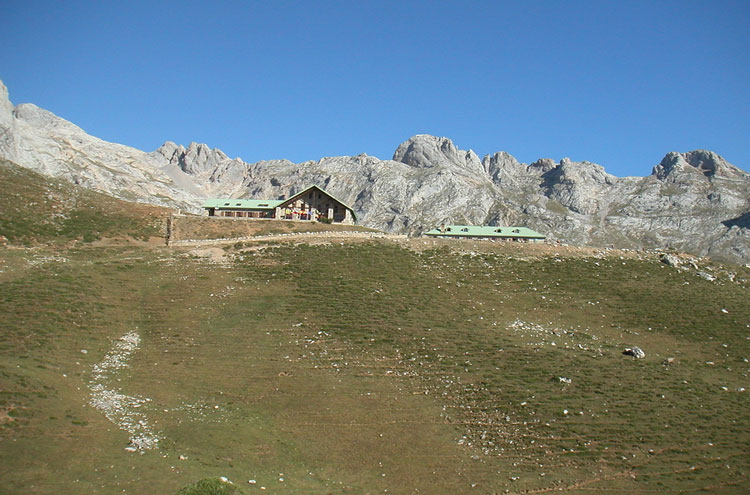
[0,158,166,245]
[0,81,199,211]
[2,233,749,494]
[1,80,748,263]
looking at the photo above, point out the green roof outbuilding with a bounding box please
[424,225,546,240]
[201,198,284,210]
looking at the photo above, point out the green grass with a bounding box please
[0,159,167,245]
[231,242,749,491]
[0,219,748,493]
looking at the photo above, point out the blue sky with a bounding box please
[1,0,748,176]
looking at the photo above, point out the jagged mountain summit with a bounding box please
[0,80,748,263]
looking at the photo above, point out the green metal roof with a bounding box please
[202,198,284,210]
[424,225,546,239]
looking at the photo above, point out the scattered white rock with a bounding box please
[623,346,646,359]
[88,331,161,452]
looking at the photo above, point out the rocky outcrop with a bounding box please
[540,158,617,215]
[654,150,747,180]
[393,134,483,174]
[0,80,748,264]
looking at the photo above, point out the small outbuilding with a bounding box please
[202,185,356,224]
[424,225,546,242]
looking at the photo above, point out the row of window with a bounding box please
[221,211,271,218]
[445,227,521,234]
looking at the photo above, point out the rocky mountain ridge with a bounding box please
[1,80,748,263]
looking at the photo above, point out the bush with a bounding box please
[176,477,244,495]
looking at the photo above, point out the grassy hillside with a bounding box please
[0,174,748,494]
[0,159,167,245]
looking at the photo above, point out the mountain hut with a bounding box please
[202,185,356,224]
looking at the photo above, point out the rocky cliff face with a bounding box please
[0,81,201,210]
[1,80,748,264]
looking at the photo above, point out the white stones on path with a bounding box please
[88,330,161,452]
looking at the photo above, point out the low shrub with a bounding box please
[176,477,243,495]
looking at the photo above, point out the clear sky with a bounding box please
[1,0,748,177]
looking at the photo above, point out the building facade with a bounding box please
[202,186,356,224]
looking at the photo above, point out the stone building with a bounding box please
[202,185,356,224]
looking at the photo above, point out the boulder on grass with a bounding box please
[623,347,646,359]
